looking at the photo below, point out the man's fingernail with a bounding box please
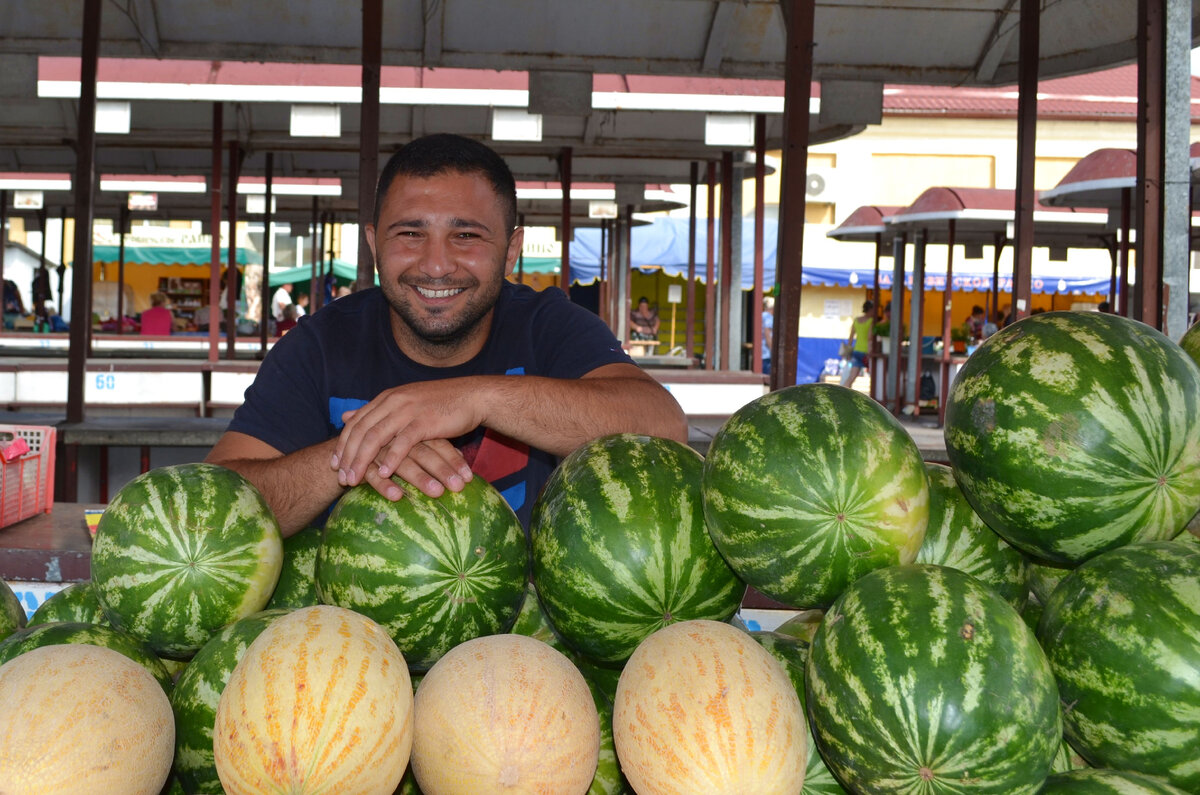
[337,469,346,485]
[387,486,402,500]
[330,453,339,468]
[447,474,464,490]
[378,465,391,478]
[345,469,355,483]
[459,467,473,481]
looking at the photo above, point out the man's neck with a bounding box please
[389,311,494,368]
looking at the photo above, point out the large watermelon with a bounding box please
[0,579,24,642]
[918,463,1030,609]
[751,630,847,795]
[805,564,1061,793]
[1036,540,1200,791]
[91,463,283,657]
[702,383,929,608]
[1040,769,1189,794]
[266,526,322,609]
[944,311,1200,565]
[170,609,291,794]
[1180,319,1200,366]
[28,581,110,627]
[317,475,527,672]
[0,621,172,692]
[531,433,745,665]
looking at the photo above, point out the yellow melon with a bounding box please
[411,633,599,795]
[213,604,414,795]
[613,619,807,795]
[0,643,173,795]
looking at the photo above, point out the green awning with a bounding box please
[92,244,263,267]
[267,259,376,286]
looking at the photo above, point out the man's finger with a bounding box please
[364,466,405,502]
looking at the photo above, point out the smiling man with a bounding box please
[206,134,686,534]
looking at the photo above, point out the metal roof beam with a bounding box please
[703,2,741,73]
[423,0,444,66]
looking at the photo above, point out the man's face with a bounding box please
[367,170,522,364]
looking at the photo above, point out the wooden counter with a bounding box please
[0,503,96,583]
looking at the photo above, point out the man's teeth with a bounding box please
[416,286,463,298]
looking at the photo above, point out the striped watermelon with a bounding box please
[945,311,1200,565]
[806,564,1061,793]
[91,463,283,657]
[1040,769,1189,794]
[0,579,24,642]
[170,609,291,794]
[29,581,109,627]
[531,433,745,665]
[1050,737,1091,774]
[510,581,573,657]
[266,526,321,609]
[317,475,527,671]
[1028,559,1074,605]
[0,621,172,692]
[1036,540,1200,790]
[1181,320,1200,366]
[585,676,631,795]
[751,630,848,795]
[918,463,1030,609]
[702,383,929,609]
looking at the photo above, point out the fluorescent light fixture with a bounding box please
[492,108,543,142]
[290,104,341,137]
[13,191,43,210]
[246,195,277,215]
[0,173,71,191]
[705,113,755,147]
[100,175,206,193]
[589,201,619,219]
[95,100,131,134]
[238,178,342,197]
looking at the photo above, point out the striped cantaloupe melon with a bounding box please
[0,643,174,795]
[213,605,414,795]
[411,633,600,794]
[613,619,807,795]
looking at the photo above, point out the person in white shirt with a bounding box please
[271,282,293,322]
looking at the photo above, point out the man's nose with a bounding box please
[420,237,457,277]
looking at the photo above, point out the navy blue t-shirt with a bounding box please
[227,281,633,528]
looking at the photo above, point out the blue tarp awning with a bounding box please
[569,217,1109,295]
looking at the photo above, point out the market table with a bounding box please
[0,502,96,584]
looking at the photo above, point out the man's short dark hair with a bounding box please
[373,133,518,234]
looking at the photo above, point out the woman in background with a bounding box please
[139,292,174,336]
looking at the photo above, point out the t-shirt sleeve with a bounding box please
[225,323,331,454]
[531,291,635,378]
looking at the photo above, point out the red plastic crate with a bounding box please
[0,425,56,529]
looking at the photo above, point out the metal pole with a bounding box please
[0,191,6,334]
[891,232,907,414]
[115,207,125,335]
[258,152,274,357]
[309,195,320,311]
[686,162,698,363]
[57,207,67,316]
[771,0,815,389]
[358,0,382,291]
[752,114,766,374]
[1011,0,1039,323]
[938,219,956,428]
[719,150,734,371]
[64,0,101,501]
[705,161,717,370]
[225,139,240,358]
[1135,0,1165,328]
[1120,188,1132,316]
[906,231,926,416]
[208,102,223,362]
[560,147,573,296]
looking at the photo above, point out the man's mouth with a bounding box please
[414,285,465,299]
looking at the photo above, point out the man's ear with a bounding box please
[504,226,524,277]
[365,224,378,264]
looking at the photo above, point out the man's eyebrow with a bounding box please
[385,217,492,233]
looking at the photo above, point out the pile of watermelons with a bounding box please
[0,310,1197,795]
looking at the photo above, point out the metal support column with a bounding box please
[1135,0,1166,328]
[771,0,815,390]
[560,147,573,296]
[207,102,223,363]
[1011,0,1039,323]
[686,162,699,361]
[357,0,382,291]
[225,140,240,358]
[719,151,734,371]
[705,161,717,370]
[752,114,766,374]
[257,153,274,357]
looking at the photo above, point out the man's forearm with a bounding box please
[479,373,687,457]
[207,438,345,537]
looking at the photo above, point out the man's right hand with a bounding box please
[359,438,472,502]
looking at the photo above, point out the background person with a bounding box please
[761,295,775,375]
[271,281,294,323]
[206,133,686,535]
[139,292,174,336]
[840,299,874,388]
[629,296,660,340]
